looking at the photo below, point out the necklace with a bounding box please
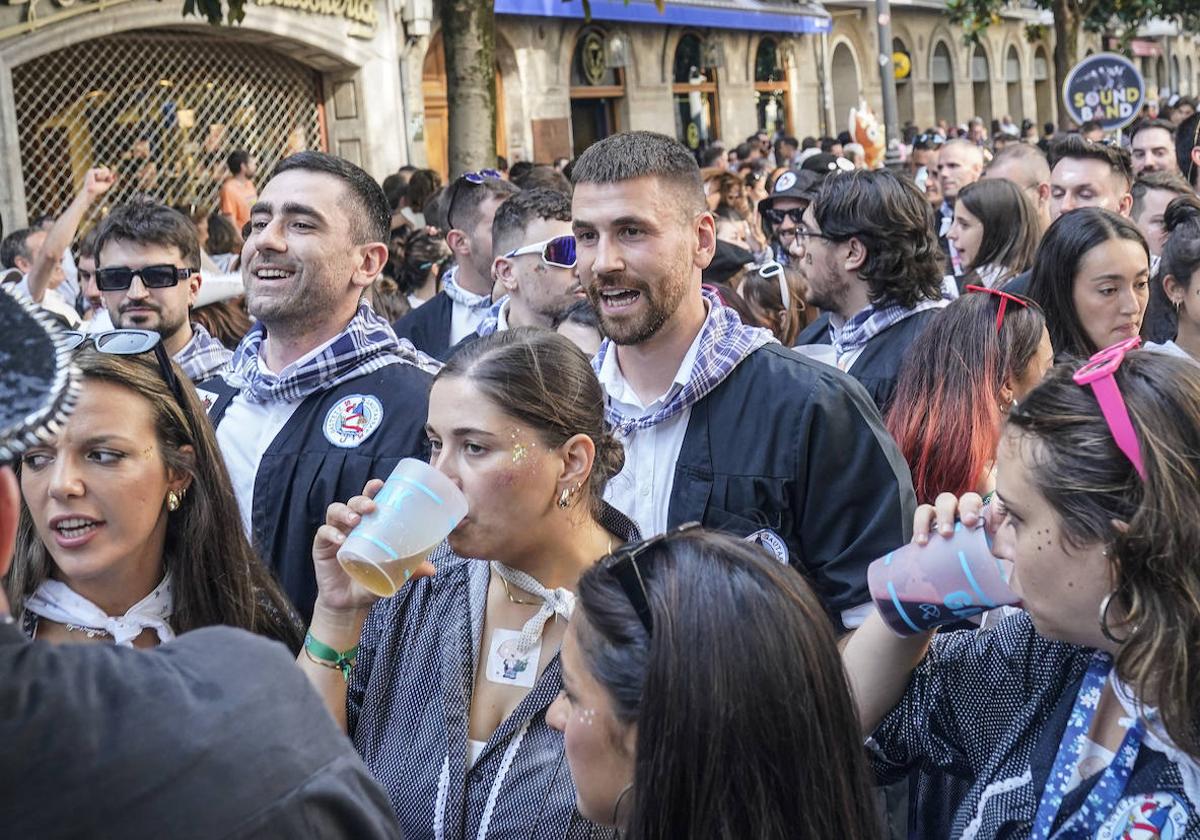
[497,534,616,607]
[64,622,111,639]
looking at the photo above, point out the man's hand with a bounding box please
[82,167,116,201]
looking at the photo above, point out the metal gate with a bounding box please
[12,30,326,223]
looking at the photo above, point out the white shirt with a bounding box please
[599,323,706,537]
[450,299,490,346]
[13,275,80,328]
[85,308,114,333]
[214,336,348,536]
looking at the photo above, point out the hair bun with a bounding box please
[1163,194,1200,234]
[593,430,626,484]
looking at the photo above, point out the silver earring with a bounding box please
[1098,591,1130,645]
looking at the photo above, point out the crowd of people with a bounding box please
[0,99,1198,839]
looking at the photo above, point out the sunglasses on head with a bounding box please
[763,207,805,226]
[95,264,194,292]
[914,133,946,147]
[1073,336,1146,481]
[446,169,503,230]
[757,260,790,310]
[502,234,576,269]
[63,329,187,413]
[964,285,1040,332]
[602,522,701,635]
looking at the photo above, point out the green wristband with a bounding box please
[305,631,358,681]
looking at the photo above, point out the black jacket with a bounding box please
[794,308,941,412]
[393,291,455,360]
[0,623,401,839]
[664,343,916,629]
[206,364,432,621]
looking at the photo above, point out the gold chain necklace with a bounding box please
[497,534,614,607]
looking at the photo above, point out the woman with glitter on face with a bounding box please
[301,328,638,839]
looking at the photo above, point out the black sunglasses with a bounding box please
[95,264,195,292]
[63,329,187,411]
[602,522,700,635]
[763,207,805,226]
[445,169,502,231]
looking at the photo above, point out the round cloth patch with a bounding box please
[1095,792,1190,840]
[773,170,797,193]
[744,528,790,565]
[323,395,384,448]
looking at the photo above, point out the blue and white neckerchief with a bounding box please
[174,322,233,382]
[226,301,440,404]
[830,297,947,360]
[475,296,509,338]
[1031,652,1144,839]
[592,288,776,435]
[441,267,493,312]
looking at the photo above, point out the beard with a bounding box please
[587,268,688,346]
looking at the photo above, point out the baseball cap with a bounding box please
[757,169,823,215]
[703,239,755,286]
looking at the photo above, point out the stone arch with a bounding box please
[929,36,957,124]
[829,36,861,134]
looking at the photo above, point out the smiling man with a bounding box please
[571,131,916,633]
[204,151,436,620]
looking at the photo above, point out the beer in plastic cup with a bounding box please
[867,522,1020,636]
[336,459,468,597]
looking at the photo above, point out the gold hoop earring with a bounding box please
[557,487,571,510]
[167,490,181,512]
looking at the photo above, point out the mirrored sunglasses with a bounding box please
[503,235,576,268]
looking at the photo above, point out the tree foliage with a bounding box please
[947,0,1199,47]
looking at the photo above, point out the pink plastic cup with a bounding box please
[867,522,1020,636]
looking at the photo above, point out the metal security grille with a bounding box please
[12,30,325,223]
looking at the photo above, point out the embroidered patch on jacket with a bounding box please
[323,395,384,448]
[744,528,789,565]
[1095,792,1190,840]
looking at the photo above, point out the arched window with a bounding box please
[569,28,626,158]
[672,33,719,150]
[1034,46,1052,127]
[830,42,859,131]
[1005,45,1023,122]
[931,41,956,124]
[754,38,791,135]
[972,43,993,126]
[893,37,914,128]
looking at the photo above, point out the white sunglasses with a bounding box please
[501,234,577,269]
[757,260,789,310]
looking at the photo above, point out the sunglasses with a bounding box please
[602,522,700,635]
[502,235,577,269]
[63,329,187,412]
[758,260,790,310]
[95,264,194,292]
[446,169,503,230]
[914,133,946,147]
[964,285,1040,332]
[1073,336,1147,481]
[763,207,805,226]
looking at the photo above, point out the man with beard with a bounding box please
[461,188,583,344]
[571,131,915,632]
[0,286,402,839]
[95,201,232,385]
[204,151,437,620]
[794,170,947,411]
[393,172,519,359]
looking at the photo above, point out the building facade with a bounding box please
[2,0,1199,224]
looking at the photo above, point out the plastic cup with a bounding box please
[336,459,468,597]
[867,522,1020,636]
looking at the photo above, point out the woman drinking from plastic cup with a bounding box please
[844,346,1200,837]
[301,329,637,838]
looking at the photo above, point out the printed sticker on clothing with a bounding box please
[323,395,384,448]
[1094,792,1190,840]
[485,627,540,689]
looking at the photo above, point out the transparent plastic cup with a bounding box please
[336,459,468,597]
[867,522,1020,636]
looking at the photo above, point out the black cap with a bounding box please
[800,153,855,175]
[757,169,822,215]
[702,239,754,285]
[0,288,77,463]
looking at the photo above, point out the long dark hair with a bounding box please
[1008,352,1200,757]
[8,349,303,649]
[957,179,1040,281]
[574,529,878,840]
[887,291,1046,503]
[437,328,624,518]
[1026,207,1149,358]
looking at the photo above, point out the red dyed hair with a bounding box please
[885,292,1045,504]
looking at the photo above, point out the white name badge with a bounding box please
[484,627,540,689]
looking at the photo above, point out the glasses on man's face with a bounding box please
[95,264,194,292]
[602,522,701,635]
[502,235,577,269]
[446,169,503,230]
[63,329,187,412]
[763,207,805,227]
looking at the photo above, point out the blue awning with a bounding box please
[494,0,832,35]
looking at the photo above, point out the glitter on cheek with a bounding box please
[509,428,538,465]
[576,708,597,726]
